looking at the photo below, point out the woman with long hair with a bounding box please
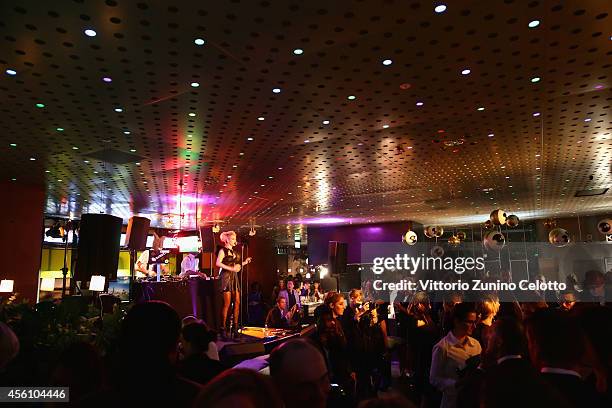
[215,231,251,338]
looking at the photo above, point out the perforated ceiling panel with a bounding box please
[1,0,610,240]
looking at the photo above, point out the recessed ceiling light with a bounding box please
[84,160,90,163]
[194,38,205,46]
[35,103,45,108]
[257,116,265,121]
[30,157,36,161]
[533,112,541,117]
[11,178,16,181]
[72,146,79,150]
[247,137,254,141]
[528,20,540,28]
[322,120,330,125]
[272,88,282,94]
[123,131,130,135]
[84,29,97,37]
[188,112,196,117]
[416,101,424,106]
[477,107,485,111]
[347,95,356,100]
[304,140,310,143]
[584,118,592,122]
[5,69,16,75]
[488,133,494,137]
[56,127,64,132]
[531,77,541,83]
[102,77,112,83]
[293,48,304,55]
[114,107,123,112]
[130,149,136,152]
[190,82,200,87]
[9,143,16,147]
[434,4,447,13]
[382,59,393,66]
[461,69,471,75]
[382,124,390,129]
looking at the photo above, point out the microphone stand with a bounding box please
[239,243,244,333]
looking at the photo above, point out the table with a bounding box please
[132,278,221,327]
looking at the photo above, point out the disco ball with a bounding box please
[456,231,467,241]
[597,219,611,235]
[483,219,494,230]
[506,214,520,228]
[549,228,570,247]
[424,226,436,238]
[490,209,508,226]
[448,235,461,247]
[483,230,506,251]
[431,245,445,257]
[402,230,418,245]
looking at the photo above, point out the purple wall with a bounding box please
[307,221,422,265]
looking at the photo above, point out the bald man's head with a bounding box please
[269,339,330,408]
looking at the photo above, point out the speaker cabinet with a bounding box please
[125,216,150,250]
[199,226,217,252]
[75,214,123,282]
[328,241,348,276]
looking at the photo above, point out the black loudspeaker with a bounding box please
[125,216,150,250]
[219,341,265,366]
[328,241,348,276]
[75,214,123,282]
[199,226,216,252]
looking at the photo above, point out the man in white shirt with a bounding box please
[430,302,482,408]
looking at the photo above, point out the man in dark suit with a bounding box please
[525,309,601,407]
[266,296,297,329]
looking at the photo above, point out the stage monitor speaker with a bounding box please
[320,276,338,293]
[199,226,216,253]
[328,241,348,276]
[219,341,265,367]
[125,216,150,250]
[75,214,123,282]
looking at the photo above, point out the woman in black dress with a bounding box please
[215,231,251,337]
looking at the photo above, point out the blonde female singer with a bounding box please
[215,231,252,338]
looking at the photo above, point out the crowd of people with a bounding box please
[0,269,610,407]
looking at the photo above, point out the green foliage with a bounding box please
[0,296,132,359]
